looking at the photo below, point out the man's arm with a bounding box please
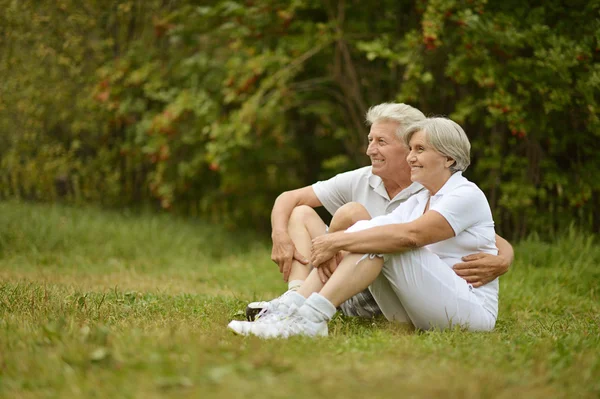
[270,186,323,280]
[495,234,515,265]
[452,234,514,287]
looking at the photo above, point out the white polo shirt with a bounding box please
[347,172,499,317]
[312,166,424,218]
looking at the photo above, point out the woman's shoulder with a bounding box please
[434,173,493,217]
[431,173,494,234]
[446,174,487,200]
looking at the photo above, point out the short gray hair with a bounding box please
[365,103,426,139]
[403,117,471,172]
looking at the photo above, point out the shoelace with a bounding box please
[255,297,291,322]
[255,303,274,320]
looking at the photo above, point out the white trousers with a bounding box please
[367,248,496,331]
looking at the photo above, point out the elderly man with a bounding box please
[246,103,513,320]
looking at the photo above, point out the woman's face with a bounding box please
[406,130,454,192]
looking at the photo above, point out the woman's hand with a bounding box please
[317,256,339,284]
[311,233,341,267]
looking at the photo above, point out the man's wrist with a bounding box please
[498,253,511,272]
[271,228,288,239]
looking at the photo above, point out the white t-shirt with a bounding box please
[312,166,424,217]
[347,172,499,317]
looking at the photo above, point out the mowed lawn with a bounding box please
[0,201,598,398]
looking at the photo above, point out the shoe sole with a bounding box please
[227,323,246,336]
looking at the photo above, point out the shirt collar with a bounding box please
[396,182,425,201]
[414,171,465,207]
[367,168,383,190]
[367,167,425,201]
[432,171,465,198]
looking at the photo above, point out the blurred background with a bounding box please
[1,0,598,239]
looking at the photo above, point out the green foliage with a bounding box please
[0,202,599,397]
[1,0,599,235]
[394,0,600,236]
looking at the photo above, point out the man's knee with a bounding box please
[333,202,370,227]
[289,205,320,227]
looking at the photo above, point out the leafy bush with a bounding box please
[1,0,598,236]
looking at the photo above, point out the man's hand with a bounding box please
[452,253,510,287]
[271,233,309,282]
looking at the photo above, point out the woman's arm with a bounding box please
[310,210,455,266]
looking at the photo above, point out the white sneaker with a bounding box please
[245,301,270,321]
[244,290,304,321]
[245,305,328,339]
[227,319,256,336]
[228,291,304,336]
[227,304,295,336]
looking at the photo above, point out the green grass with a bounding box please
[0,201,599,398]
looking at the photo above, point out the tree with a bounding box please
[1,0,598,236]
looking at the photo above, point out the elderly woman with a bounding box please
[228,117,498,337]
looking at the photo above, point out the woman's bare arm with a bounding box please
[310,211,454,266]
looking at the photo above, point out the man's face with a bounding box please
[366,121,410,181]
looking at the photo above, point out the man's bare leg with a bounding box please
[286,202,371,283]
[234,203,379,331]
[246,203,372,320]
[244,206,326,320]
[286,205,328,283]
[328,202,372,233]
[296,202,372,298]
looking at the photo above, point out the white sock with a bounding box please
[288,280,304,291]
[299,293,336,322]
[282,290,306,308]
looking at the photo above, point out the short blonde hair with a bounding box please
[403,117,471,172]
[365,103,426,139]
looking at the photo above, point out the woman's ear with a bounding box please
[445,157,456,169]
